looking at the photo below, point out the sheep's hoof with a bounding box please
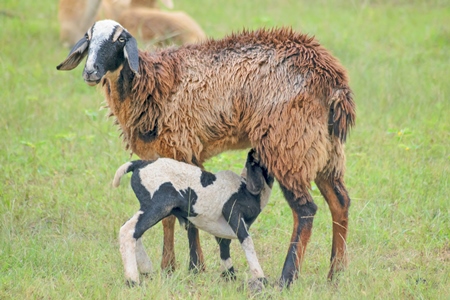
[220,267,236,281]
[141,272,153,280]
[188,263,206,274]
[246,278,267,294]
[125,279,139,288]
[276,277,293,290]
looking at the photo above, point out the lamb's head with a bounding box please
[243,149,274,196]
[56,20,140,86]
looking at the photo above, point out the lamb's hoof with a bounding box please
[141,272,153,280]
[125,279,139,288]
[220,267,236,281]
[247,278,267,294]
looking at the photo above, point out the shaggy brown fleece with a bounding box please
[101,27,355,201]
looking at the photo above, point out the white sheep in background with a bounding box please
[113,149,273,291]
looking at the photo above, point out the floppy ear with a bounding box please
[124,36,140,76]
[245,150,265,195]
[56,37,89,71]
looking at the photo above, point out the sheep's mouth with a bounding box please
[85,79,101,86]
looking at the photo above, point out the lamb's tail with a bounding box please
[112,160,147,187]
[328,87,356,143]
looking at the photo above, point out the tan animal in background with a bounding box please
[96,0,173,20]
[58,0,204,47]
[58,0,102,47]
[117,9,205,46]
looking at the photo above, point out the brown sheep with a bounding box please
[56,20,356,287]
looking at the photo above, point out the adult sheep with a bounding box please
[56,20,356,287]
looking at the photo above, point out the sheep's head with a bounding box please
[243,149,274,195]
[56,20,140,86]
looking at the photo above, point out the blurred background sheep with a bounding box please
[58,0,205,48]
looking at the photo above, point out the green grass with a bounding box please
[1,0,449,298]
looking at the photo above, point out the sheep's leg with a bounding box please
[136,238,153,275]
[119,211,143,286]
[161,215,176,272]
[215,237,235,280]
[315,176,350,280]
[187,222,205,272]
[223,208,266,285]
[132,205,175,278]
[279,185,317,287]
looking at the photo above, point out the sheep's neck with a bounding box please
[101,54,174,160]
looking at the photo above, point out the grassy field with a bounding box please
[0,0,449,298]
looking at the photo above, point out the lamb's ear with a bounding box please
[245,150,265,195]
[124,36,140,76]
[56,37,89,71]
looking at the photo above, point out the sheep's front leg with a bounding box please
[161,216,177,272]
[187,222,205,272]
[223,209,266,291]
[215,237,236,280]
[119,212,142,286]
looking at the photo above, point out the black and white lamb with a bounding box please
[113,149,274,288]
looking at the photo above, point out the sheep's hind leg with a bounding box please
[136,238,153,276]
[161,216,177,272]
[187,222,205,272]
[215,237,236,280]
[279,185,317,288]
[315,175,350,280]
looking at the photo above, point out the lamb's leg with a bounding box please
[187,222,205,272]
[279,185,317,287]
[215,237,235,280]
[119,211,143,286]
[161,216,176,272]
[223,209,266,292]
[136,238,153,275]
[122,206,173,285]
[315,175,350,280]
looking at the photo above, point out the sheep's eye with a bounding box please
[118,37,126,43]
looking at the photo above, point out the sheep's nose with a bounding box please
[85,69,96,76]
[83,67,101,86]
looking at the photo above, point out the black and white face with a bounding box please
[244,149,274,195]
[83,20,128,85]
[56,20,140,86]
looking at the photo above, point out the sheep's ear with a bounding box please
[245,150,265,195]
[124,36,140,76]
[56,37,89,71]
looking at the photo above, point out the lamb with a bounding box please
[114,149,273,289]
[56,20,356,287]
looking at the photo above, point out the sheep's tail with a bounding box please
[112,160,146,187]
[328,87,356,143]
